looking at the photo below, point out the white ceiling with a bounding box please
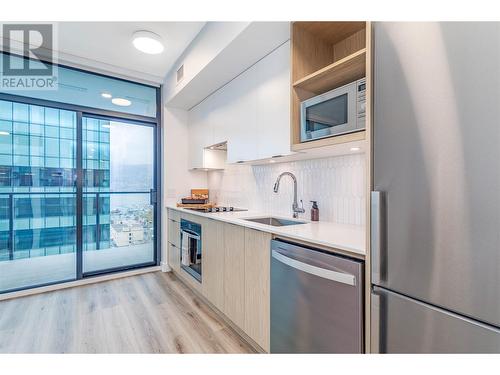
[56,22,206,84]
[0,22,205,84]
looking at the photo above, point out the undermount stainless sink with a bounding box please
[243,217,306,227]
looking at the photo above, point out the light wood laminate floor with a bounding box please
[0,272,255,353]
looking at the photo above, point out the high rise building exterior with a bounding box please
[0,101,111,261]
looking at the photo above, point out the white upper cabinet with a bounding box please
[225,66,259,163]
[211,85,231,146]
[188,101,225,170]
[188,104,210,169]
[188,40,291,166]
[256,41,291,159]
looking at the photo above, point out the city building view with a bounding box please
[0,101,155,291]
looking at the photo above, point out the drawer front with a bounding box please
[167,208,181,222]
[168,242,180,273]
[167,218,180,248]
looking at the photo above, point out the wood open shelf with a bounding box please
[290,21,368,151]
[293,48,366,94]
[291,130,366,152]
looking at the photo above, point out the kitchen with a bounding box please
[164,21,369,353]
[164,20,500,354]
[0,2,499,372]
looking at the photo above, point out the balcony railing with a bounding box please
[0,191,153,261]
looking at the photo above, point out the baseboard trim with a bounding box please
[160,261,172,272]
[0,266,161,301]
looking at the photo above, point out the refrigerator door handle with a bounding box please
[371,290,381,353]
[271,250,356,286]
[371,191,386,285]
[370,286,388,353]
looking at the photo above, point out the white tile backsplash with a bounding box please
[208,153,366,225]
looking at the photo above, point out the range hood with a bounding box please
[191,142,227,171]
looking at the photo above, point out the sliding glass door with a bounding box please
[0,101,159,294]
[0,101,77,292]
[82,117,156,274]
[0,51,160,294]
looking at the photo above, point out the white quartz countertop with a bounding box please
[167,205,366,257]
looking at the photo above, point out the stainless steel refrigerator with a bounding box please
[371,22,500,353]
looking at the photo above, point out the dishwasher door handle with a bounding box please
[271,250,356,286]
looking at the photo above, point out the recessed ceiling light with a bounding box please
[269,159,276,163]
[0,131,9,136]
[101,92,112,99]
[132,31,164,54]
[350,146,361,152]
[111,98,132,107]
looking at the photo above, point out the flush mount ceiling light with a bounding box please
[111,97,132,107]
[132,31,164,54]
[101,92,112,99]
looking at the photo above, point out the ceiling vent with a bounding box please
[176,64,184,83]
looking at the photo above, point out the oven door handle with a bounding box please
[181,229,200,241]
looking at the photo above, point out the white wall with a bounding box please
[163,22,250,105]
[163,107,207,206]
[207,154,366,226]
[162,106,207,268]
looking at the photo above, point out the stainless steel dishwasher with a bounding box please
[270,239,364,353]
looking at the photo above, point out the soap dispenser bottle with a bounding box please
[310,201,319,221]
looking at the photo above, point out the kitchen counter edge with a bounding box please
[166,205,366,258]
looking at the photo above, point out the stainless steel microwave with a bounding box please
[300,78,366,142]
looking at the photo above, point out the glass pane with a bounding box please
[0,53,157,118]
[83,118,154,273]
[0,100,77,293]
[306,93,348,132]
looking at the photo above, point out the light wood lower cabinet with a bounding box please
[168,243,180,273]
[223,223,246,328]
[201,218,225,312]
[244,228,272,351]
[166,210,272,351]
[167,218,180,248]
[167,209,181,273]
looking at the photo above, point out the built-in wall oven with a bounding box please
[300,78,366,142]
[180,219,202,282]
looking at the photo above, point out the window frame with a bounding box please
[0,65,162,294]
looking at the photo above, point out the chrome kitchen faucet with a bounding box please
[273,172,305,219]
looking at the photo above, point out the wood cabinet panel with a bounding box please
[168,243,180,273]
[202,218,225,312]
[167,208,181,222]
[167,218,180,248]
[223,223,246,327]
[244,228,272,352]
